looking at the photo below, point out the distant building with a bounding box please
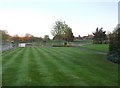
[74,35,82,40]
[82,35,93,40]
[18,43,32,47]
[19,43,26,47]
[74,34,93,40]
[87,34,94,39]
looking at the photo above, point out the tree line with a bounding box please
[0,30,50,44]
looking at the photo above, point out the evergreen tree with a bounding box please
[93,27,106,44]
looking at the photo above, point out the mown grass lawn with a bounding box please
[81,44,109,52]
[2,46,118,86]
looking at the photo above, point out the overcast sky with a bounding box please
[0,0,118,38]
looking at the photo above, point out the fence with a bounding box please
[0,43,14,52]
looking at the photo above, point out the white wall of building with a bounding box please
[19,43,26,47]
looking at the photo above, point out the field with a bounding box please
[2,44,118,86]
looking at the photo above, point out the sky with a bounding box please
[0,0,119,38]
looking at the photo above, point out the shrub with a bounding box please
[64,42,67,46]
[107,25,120,64]
[107,52,119,64]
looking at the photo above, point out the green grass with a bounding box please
[2,45,118,86]
[81,44,109,52]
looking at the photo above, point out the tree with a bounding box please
[51,20,74,42]
[51,20,65,40]
[12,34,20,43]
[93,27,106,44]
[43,35,50,41]
[107,24,120,63]
[63,26,74,42]
[24,33,34,42]
[0,30,10,43]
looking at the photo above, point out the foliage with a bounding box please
[93,27,107,44]
[0,30,10,43]
[107,25,120,64]
[51,20,74,42]
[12,34,43,43]
[51,20,64,40]
[12,34,20,43]
[107,52,119,63]
[43,35,50,41]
